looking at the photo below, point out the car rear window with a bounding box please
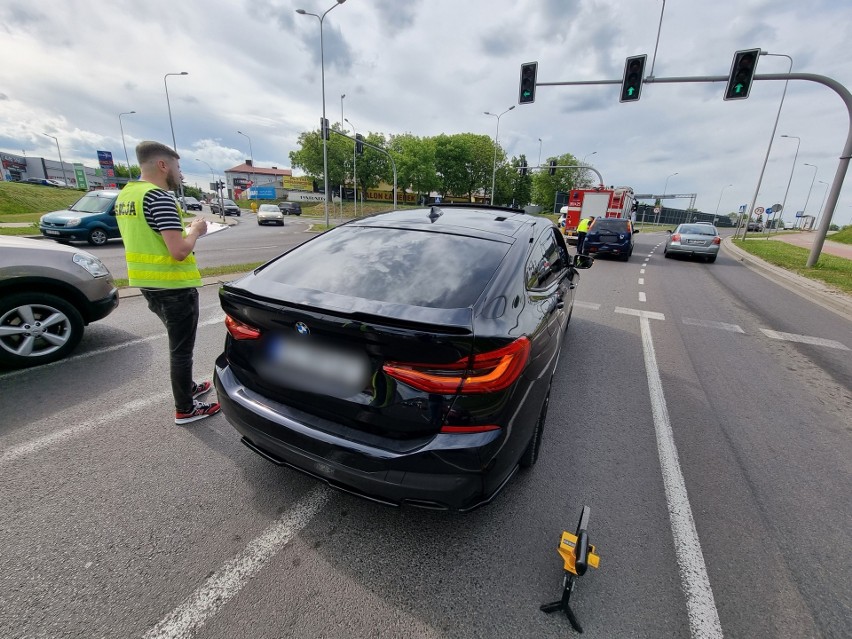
[259,226,511,308]
[680,225,717,235]
[591,219,629,232]
[71,193,115,213]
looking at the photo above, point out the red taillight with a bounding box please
[225,314,262,340]
[712,236,721,245]
[671,233,681,242]
[440,425,501,434]
[383,337,531,395]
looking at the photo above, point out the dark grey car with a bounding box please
[278,202,302,216]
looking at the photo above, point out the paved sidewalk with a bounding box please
[767,231,852,260]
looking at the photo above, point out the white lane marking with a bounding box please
[639,292,647,302]
[573,301,602,310]
[644,258,650,262]
[639,278,645,285]
[648,254,654,257]
[0,392,170,465]
[144,488,330,639]
[640,269,646,274]
[615,307,665,321]
[760,329,849,351]
[682,318,745,334]
[0,315,226,380]
[639,315,724,639]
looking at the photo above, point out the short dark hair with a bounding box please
[136,141,180,165]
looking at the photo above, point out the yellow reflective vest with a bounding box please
[577,218,592,233]
[115,181,202,288]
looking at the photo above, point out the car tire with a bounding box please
[520,382,550,469]
[88,228,108,246]
[664,250,672,258]
[706,255,717,263]
[0,292,84,368]
[257,221,262,226]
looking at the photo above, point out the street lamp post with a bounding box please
[237,130,254,198]
[340,94,346,217]
[714,183,733,224]
[118,111,136,182]
[662,172,678,223]
[164,71,188,201]
[802,163,818,229]
[581,151,597,186]
[537,138,543,168]
[42,133,70,187]
[196,158,225,222]
[814,180,829,229]
[484,106,515,205]
[296,0,348,228]
[345,118,358,217]
[741,52,793,241]
[776,134,801,235]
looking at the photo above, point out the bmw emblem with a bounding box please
[295,321,310,336]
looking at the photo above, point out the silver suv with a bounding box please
[0,237,118,368]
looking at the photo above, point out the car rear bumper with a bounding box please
[585,242,630,255]
[666,243,720,256]
[214,361,510,512]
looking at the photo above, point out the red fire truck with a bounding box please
[560,186,636,244]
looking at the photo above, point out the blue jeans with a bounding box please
[142,287,200,413]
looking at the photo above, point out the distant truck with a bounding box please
[560,186,635,244]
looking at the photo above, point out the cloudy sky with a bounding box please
[2,0,851,225]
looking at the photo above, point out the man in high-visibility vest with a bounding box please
[115,141,221,425]
[576,216,594,255]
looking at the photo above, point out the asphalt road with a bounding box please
[0,229,849,638]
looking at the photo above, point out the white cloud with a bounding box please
[0,0,850,225]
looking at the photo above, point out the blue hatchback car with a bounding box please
[39,190,121,247]
[583,217,637,261]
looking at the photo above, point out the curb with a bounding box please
[722,238,852,322]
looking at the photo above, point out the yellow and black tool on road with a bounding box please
[540,505,600,633]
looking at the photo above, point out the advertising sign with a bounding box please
[282,175,314,191]
[248,186,277,199]
[73,163,88,190]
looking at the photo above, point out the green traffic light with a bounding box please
[627,87,635,96]
[735,84,744,93]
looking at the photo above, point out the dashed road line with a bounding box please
[760,329,849,351]
[573,301,602,310]
[640,268,646,274]
[682,318,745,333]
[639,278,645,285]
[143,488,330,639]
[615,307,665,321]
[0,392,171,465]
[639,292,647,302]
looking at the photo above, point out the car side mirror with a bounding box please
[572,254,594,269]
[633,228,640,234]
[666,229,672,234]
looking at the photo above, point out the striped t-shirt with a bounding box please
[143,189,183,233]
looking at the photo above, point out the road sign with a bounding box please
[739,204,747,213]
[772,203,783,213]
[653,207,661,214]
[754,206,765,214]
[795,210,804,218]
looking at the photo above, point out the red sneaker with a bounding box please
[192,380,212,399]
[175,400,221,425]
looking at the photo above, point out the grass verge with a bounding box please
[733,238,852,295]
[830,226,852,245]
[0,182,82,218]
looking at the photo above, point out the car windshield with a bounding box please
[260,226,511,309]
[184,197,199,204]
[259,205,279,212]
[70,193,115,213]
[679,224,717,235]
[591,219,629,233]
[224,200,237,206]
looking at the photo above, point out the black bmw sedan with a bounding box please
[214,204,592,511]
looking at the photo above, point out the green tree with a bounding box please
[289,124,350,198]
[434,133,496,200]
[114,164,140,179]
[388,133,438,203]
[531,153,581,211]
[354,132,392,202]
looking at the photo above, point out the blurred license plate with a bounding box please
[265,335,370,395]
[686,239,703,245]
[44,230,60,235]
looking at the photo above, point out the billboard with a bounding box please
[97,150,116,187]
[73,163,88,190]
[248,186,276,199]
[282,175,314,191]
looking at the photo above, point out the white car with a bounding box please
[256,204,284,226]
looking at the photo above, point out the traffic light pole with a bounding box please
[536,71,852,267]
[330,130,397,209]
